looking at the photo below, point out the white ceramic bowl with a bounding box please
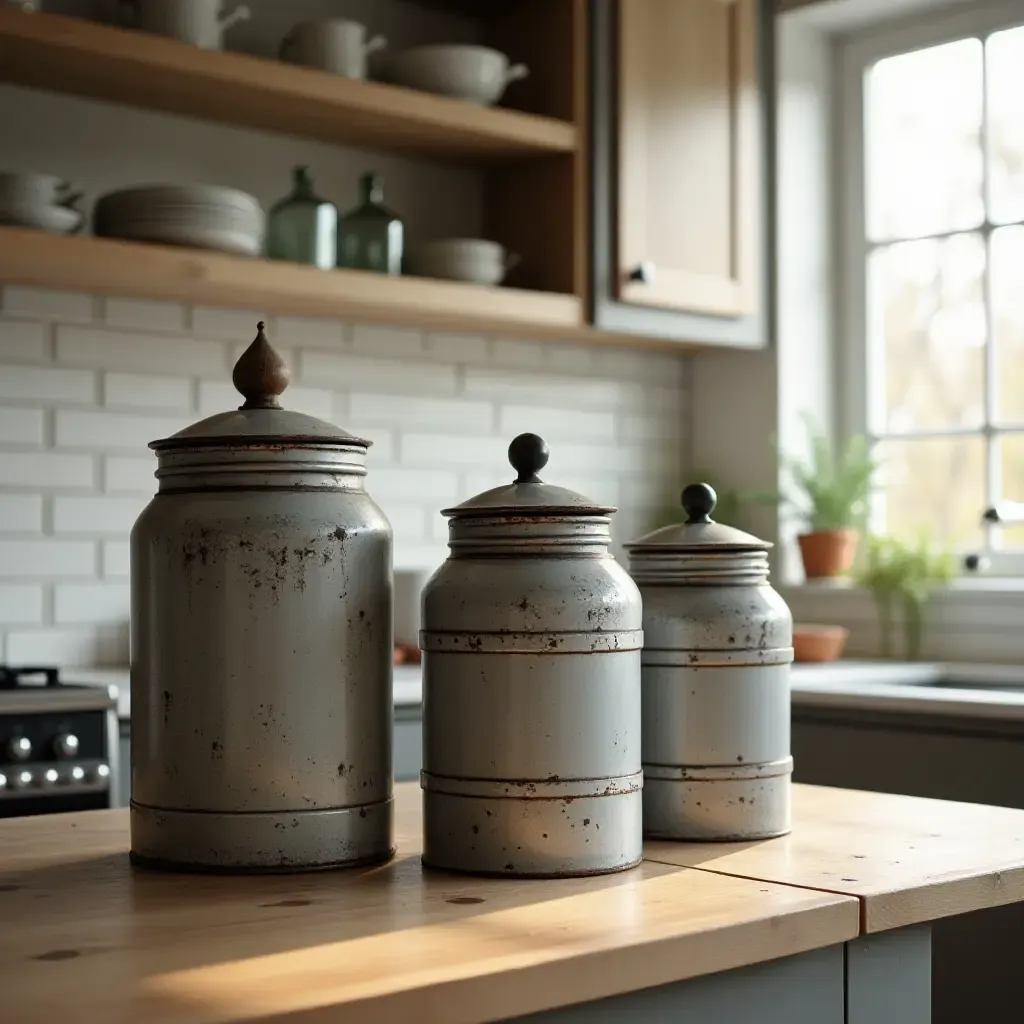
[382,45,528,105]
[406,238,519,286]
[0,201,82,234]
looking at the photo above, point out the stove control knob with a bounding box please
[54,733,79,759]
[92,763,111,784]
[43,768,59,787]
[69,765,86,784]
[10,769,34,790]
[7,736,32,762]
[0,772,7,791]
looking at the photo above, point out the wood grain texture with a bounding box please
[616,0,760,316]
[0,8,576,161]
[0,227,582,338]
[647,784,1024,933]
[0,784,857,1024]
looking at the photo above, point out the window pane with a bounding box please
[869,234,986,432]
[867,39,984,240]
[1000,433,1024,548]
[876,435,985,548]
[987,27,1024,225]
[992,226,1024,425]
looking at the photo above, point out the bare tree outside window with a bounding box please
[860,24,1024,551]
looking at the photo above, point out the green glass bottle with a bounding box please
[266,166,338,270]
[339,172,403,275]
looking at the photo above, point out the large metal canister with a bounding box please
[626,483,793,841]
[420,433,643,877]
[130,323,394,871]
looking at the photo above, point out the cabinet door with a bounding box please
[590,0,768,346]
[617,0,759,317]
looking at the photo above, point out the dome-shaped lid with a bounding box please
[626,483,771,550]
[442,433,614,518]
[150,322,369,451]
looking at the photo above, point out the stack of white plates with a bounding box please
[94,185,265,257]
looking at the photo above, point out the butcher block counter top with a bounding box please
[4,783,1024,1024]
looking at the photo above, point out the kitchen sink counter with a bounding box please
[6,783,1024,1023]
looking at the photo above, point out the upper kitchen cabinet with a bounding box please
[590,0,771,348]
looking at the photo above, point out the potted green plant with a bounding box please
[780,423,877,580]
[856,535,955,659]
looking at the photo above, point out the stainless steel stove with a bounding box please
[0,666,119,817]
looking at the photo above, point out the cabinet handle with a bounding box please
[628,261,655,285]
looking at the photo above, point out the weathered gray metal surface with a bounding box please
[627,484,793,841]
[130,325,394,871]
[420,434,643,877]
[504,944,844,1024]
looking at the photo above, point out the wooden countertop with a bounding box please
[0,785,857,1024]
[647,785,1024,932]
[6,782,1024,1023]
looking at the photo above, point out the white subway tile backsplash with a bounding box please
[0,452,94,488]
[104,298,186,333]
[53,496,147,535]
[351,323,423,358]
[0,495,42,533]
[2,286,94,322]
[0,365,95,404]
[0,290,687,663]
[464,368,633,408]
[369,467,461,503]
[400,432,506,468]
[104,456,157,494]
[491,338,544,369]
[192,306,266,339]
[426,332,489,364]
[102,541,131,579]
[350,392,493,432]
[0,407,44,445]
[301,350,458,395]
[105,372,192,411]
[0,319,49,362]
[499,404,615,441]
[0,584,44,625]
[55,582,131,624]
[56,409,189,450]
[6,626,128,666]
[58,325,228,376]
[274,315,346,350]
[0,540,95,578]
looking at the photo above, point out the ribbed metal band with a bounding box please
[420,770,643,799]
[642,757,793,782]
[640,646,793,667]
[421,629,643,653]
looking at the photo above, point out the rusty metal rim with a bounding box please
[420,769,643,799]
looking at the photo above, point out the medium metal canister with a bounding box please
[420,433,643,877]
[626,483,793,841]
[130,322,394,872]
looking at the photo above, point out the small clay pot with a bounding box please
[798,529,858,579]
[793,624,849,663]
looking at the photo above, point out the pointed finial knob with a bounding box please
[232,321,290,410]
[508,433,549,483]
[682,482,717,524]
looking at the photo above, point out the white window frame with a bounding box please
[837,0,1024,574]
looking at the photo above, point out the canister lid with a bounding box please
[150,322,369,451]
[626,483,771,550]
[442,433,614,517]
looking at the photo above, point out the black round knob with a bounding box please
[682,482,717,524]
[509,433,550,483]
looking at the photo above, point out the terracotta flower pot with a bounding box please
[798,529,858,579]
[793,624,849,663]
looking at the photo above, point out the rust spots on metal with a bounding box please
[471,825,479,834]
[162,689,172,724]
[334,527,347,541]
[504,863,515,871]
[359,808,367,818]
[583,818,590,826]
[337,762,347,777]
[211,740,223,760]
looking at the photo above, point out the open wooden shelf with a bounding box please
[0,8,576,161]
[0,228,585,338]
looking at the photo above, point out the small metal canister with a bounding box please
[130,323,394,872]
[420,433,643,877]
[626,483,793,841]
